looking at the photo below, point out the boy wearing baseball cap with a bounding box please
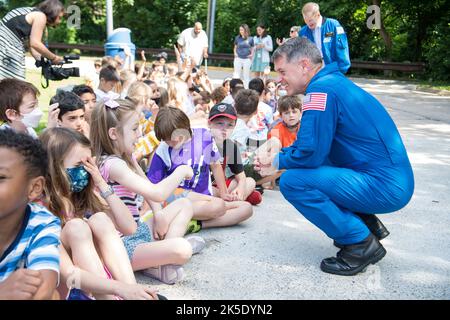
[208,102,262,205]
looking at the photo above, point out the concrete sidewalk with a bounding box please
[136,73,450,299]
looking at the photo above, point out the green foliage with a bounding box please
[1,0,449,81]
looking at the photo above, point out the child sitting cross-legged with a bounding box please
[0,129,60,300]
[40,127,163,300]
[148,106,253,234]
[208,103,262,205]
[90,98,204,285]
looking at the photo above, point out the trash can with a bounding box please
[104,28,136,65]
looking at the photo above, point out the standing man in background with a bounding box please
[177,22,209,69]
[300,2,351,73]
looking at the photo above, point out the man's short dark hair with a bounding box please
[234,89,259,116]
[0,129,48,178]
[72,84,95,98]
[99,65,120,82]
[248,78,265,95]
[272,37,322,65]
[50,91,85,120]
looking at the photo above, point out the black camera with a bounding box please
[35,55,80,88]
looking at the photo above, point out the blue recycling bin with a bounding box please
[104,28,136,64]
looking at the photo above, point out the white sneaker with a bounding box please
[142,264,185,284]
[186,235,206,255]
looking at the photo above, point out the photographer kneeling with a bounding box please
[0,0,65,80]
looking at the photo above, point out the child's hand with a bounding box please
[117,283,158,300]
[140,50,146,62]
[221,192,238,202]
[178,165,194,180]
[82,156,106,188]
[230,189,244,201]
[47,103,60,128]
[152,211,169,240]
[0,269,42,300]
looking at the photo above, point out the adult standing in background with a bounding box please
[276,26,300,46]
[177,22,209,69]
[251,25,273,79]
[0,0,65,80]
[233,24,254,89]
[299,2,351,73]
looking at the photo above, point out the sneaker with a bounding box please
[246,190,262,205]
[186,219,202,234]
[142,264,185,285]
[186,235,206,255]
[255,185,264,195]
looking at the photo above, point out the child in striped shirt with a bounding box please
[0,129,60,300]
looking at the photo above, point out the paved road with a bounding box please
[137,70,450,300]
[29,57,449,299]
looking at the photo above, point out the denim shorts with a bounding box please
[122,220,153,260]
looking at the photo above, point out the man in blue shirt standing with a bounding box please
[256,38,414,276]
[299,2,351,73]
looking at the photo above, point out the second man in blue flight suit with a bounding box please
[299,2,351,74]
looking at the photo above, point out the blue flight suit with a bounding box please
[275,62,414,245]
[299,18,351,73]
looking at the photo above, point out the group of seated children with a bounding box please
[0,51,302,299]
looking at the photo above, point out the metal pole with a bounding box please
[106,0,114,38]
[206,0,216,53]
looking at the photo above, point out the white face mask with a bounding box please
[21,108,43,128]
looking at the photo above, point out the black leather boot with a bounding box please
[355,213,390,240]
[321,233,387,276]
[334,213,390,248]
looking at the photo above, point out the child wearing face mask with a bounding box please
[39,127,164,300]
[90,98,204,285]
[0,78,44,138]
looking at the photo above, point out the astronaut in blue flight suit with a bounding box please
[256,37,414,276]
[299,2,351,74]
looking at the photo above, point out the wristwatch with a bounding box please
[100,185,114,199]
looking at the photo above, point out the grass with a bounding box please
[25,69,84,133]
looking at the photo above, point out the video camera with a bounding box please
[35,55,80,88]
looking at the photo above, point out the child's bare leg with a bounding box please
[61,218,113,300]
[87,212,136,285]
[159,198,193,238]
[187,192,226,220]
[130,238,192,271]
[202,201,253,228]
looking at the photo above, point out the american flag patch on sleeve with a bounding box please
[303,93,328,112]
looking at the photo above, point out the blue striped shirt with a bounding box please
[0,203,61,283]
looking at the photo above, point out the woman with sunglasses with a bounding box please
[0,0,65,80]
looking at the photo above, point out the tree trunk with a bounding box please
[373,0,393,62]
